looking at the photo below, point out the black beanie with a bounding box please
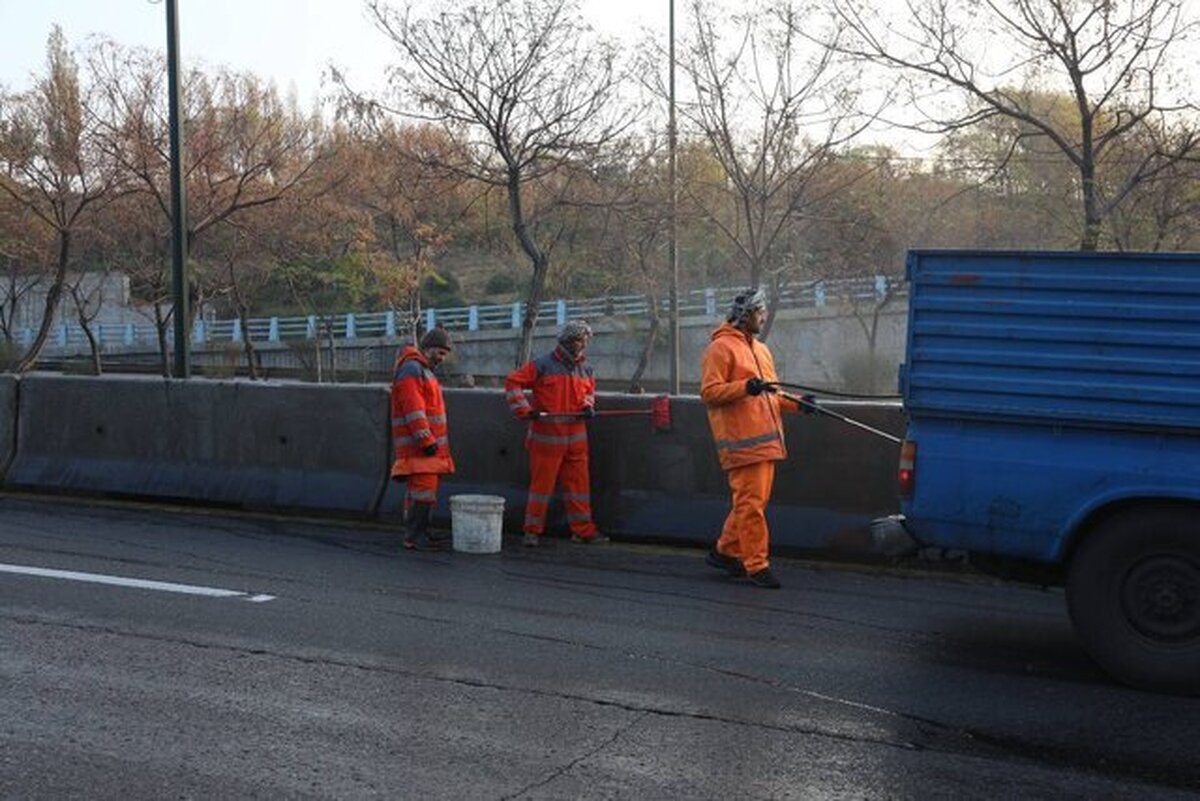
[420,327,453,351]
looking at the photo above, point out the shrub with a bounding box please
[421,271,464,308]
[485,271,519,295]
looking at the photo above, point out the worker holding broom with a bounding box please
[700,288,806,589]
[505,320,608,547]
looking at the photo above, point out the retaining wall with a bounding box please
[93,302,908,394]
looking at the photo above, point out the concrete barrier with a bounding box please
[0,375,16,481]
[387,388,904,553]
[7,374,389,514]
[6,375,903,553]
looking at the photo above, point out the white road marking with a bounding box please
[0,562,276,602]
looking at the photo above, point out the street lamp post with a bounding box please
[166,0,190,378]
[668,0,680,395]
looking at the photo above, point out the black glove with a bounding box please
[524,409,545,420]
[746,377,772,396]
[581,406,595,418]
[422,443,438,456]
[799,394,817,414]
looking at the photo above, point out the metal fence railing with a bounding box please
[23,274,904,356]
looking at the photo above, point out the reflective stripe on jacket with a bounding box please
[390,346,455,477]
[505,345,596,450]
[700,322,797,471]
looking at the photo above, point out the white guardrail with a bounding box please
[26,275,903,355]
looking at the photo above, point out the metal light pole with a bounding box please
[166,0,190,377]
[668,0,680,394]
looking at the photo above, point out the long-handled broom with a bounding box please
[529,394,673,433]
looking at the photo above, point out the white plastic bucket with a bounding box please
[450,494,505,554]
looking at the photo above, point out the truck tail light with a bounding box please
[899,440,916,498]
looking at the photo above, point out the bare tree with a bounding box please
[89,43,325,365]
[66,268,109,375]
[0,28,125,371]
[1105,126,1200,251]
[0,198,49,348]
[352,0,632,365]
[670,0,873,317]
[577,137,672,391]
[206,218,273,379]
[262,159,375,384]
[345,121,463,340]
[831,0,1200,250]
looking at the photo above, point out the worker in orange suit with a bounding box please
[505,320,608,547]
[391,327,455,551]
[700,288,805,589]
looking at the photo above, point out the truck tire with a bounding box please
[1067,508,1200,695]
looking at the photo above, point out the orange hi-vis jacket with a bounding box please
[390,345,455,478]
[700,322,798,471]
[505,345,597,450]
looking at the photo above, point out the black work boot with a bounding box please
[403,503,446,552]
[705,546,746,577]
[747,567,781,589]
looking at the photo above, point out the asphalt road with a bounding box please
[1,497,1197,800]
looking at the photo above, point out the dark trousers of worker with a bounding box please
[716,460,775,574]
[523,444,597,537]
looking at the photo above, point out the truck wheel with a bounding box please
[1067,508,1200,695]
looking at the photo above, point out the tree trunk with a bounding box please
[323,317,338,382]
[518,253,550,366]
[16,229,71,373]
[235,297,259,380]
[1080,161,1101,251]
[760,275,782,342]
[507,168,549,367]
[154,303,171,378]
[76,307,103,376]
[629,291,662,392]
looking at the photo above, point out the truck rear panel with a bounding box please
[900,250,1200,562]
[901,250,1200,431]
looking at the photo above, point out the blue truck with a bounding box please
[899,250,1200,695]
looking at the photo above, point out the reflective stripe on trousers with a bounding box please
[405,473,440,510]
[523,445,596,536]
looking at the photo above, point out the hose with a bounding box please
[765,380,900,401]
[777,390,903,444]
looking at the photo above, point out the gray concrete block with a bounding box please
[0,375,17,481]
[7,375,389,514]
[389,388,904,552]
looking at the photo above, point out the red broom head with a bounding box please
[650,394,672,432]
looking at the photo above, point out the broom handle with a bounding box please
[533,409,650,421]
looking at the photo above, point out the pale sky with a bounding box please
[0,0,665,107]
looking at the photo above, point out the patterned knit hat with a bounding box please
[727,287,767,323]
[420,326,453,351]
[557,319,593,344]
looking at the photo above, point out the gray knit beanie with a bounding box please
[557,319,593,344]
[727,287,767,323]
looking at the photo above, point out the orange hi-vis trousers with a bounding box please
[523,443,597,537]
[404,474,439,512]
[716,460,776,574]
